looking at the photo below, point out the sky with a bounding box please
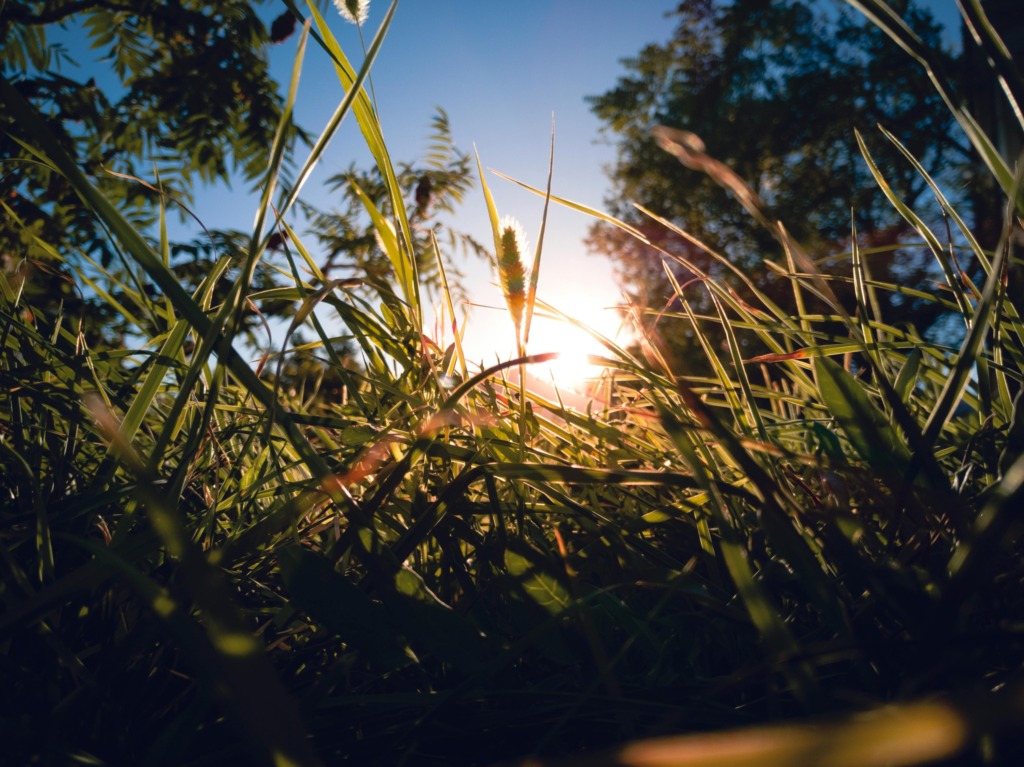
[259,0,685,377]
[212,0,966,381]
[52,0,967,384]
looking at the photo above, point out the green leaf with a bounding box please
[893,348,922,404]
[386,568,498,674]
[504,548,571,617]
[814,356,911,471]
[301,0,418,313]
[119,319,188,447]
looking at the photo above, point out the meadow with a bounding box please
[1,1,1023,765]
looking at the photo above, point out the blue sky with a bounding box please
[52,0,966,377]
[265,0,685,369]
[274,0,964,372]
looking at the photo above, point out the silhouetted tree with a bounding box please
[587,0,972,370]
[1,0,305,342]
[305,108,485,300]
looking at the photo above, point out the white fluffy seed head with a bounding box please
[334,0,369,25]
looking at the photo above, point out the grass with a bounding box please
[2,0,1024,765]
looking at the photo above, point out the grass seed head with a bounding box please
[334,0,369,25]
[498,215,529,339]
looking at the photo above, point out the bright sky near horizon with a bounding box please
[278,0,684,378]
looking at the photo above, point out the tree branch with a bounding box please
[5,0,161,26]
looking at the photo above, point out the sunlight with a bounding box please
[524,312,608,391]
[450,282,625,396]
[511,289,625,393]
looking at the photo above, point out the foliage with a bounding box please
[0,0,300,262]
[0,0,477,346]
[586,0,975,371]
[1,1,1024,766]
[304,107,486,295]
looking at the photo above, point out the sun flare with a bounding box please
[514,292,621,393]
[447,287,624,396]
[524,316,608,391]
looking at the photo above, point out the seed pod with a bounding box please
[497,215,528,342]
[269,11,297,43]
[334,0,369,25]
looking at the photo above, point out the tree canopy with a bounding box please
[2,1,299,250]
[0,1,477,349]
[1,1,304,341]
[587,0,972,369]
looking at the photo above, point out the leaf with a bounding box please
[119,319,189,447]
[301,0,419,313]
[746,349,807,363]
[814,356,910,471]
[385,568,498,674]
[504,548,571,617]
[893,348,922,404]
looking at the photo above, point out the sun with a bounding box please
[510,288,629,393]
[523,314,608,391]
[452,289,624,396]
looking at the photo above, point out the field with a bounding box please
[2,1,1023,765]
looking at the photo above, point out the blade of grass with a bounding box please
[856,130,973,323]
[958,0,1024,135]
[0,73,402,576]
[845,0,1021,212]
[300,0,420,316]
[922,174,1016,445]
[431,231,467,380]
[814,355,911,472]
[85,394,323,767]
[522,116,555,347]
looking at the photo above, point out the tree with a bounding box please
[304,108,485,299]
[0,2,477,350]
[0,0,306,246]
[1,0,305,341]
[587,0,970,370]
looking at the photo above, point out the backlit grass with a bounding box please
[1,1,1023,765]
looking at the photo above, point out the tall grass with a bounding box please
[1,1,1023,765]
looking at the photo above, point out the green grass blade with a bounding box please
[505,547,572,617]
[0,74,363,521]
[474,146,504,260]
[708,289,768,441]
[85,397,323,767]
[302,0,420,314]
[855,130,973,322]
[118,320,188,448]
[249,18,308,264]
[431,231,467,379]
[522,117,555,346]
[814,355,910,471]
[348,177,414,313]
[845,0,1020,212]
[959,0,1024,135]
[922,202,1011,444]
[489,168,648,240]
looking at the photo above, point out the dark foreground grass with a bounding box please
[2,1,1024,765]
